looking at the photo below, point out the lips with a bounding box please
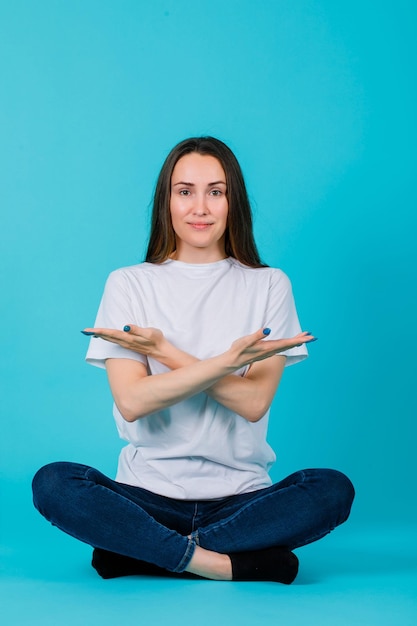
[188,222,214,230]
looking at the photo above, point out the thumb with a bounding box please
[247,327,271,345]
[123,324,141,334]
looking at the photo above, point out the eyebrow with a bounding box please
[172,180,227,187]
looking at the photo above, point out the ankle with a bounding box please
[185,547,232,581]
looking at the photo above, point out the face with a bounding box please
[170,153,228,263]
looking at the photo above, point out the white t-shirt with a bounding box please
[86,257,307,499]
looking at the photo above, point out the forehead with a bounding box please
[171,153,226,182]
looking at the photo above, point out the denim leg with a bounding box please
[32,462,195,572]
[192,469,355,553]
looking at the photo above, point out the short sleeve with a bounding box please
[264,270,308,367]
[85,270,147,369]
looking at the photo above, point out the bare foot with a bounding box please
[184,545,232,580]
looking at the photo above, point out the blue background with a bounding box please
[1,1,416,624]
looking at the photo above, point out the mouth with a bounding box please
[188,223,214,230]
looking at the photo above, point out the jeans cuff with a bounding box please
[172,536,196,573]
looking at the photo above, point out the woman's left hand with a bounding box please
[82,324,165,358]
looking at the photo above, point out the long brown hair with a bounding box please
[145,137,266,267]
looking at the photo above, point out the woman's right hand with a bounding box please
[227,329,316,369]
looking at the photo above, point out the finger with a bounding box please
[82,327,111,334]
[301,332,318,343]
[245,328,272,346]
[288,331,316,344]
[122,324,146,336]
[84,326,141,339]
[82,328,127,343]
[82,327,106,338]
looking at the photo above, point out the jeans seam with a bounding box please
[191,503,198,533]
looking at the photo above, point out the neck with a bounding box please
[173,243,227,264]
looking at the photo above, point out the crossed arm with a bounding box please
[84,325,315,423]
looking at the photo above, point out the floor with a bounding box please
[2,509,416,626]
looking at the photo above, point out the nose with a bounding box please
[192,193,208,215]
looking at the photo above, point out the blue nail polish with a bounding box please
[123,325,131,332]
[81,331,95,336]
[263,328,271,336]
[310,337,318,342]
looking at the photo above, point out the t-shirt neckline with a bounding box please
[162,257,233,270]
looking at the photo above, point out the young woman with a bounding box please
[32,137,354,584]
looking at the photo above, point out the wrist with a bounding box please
[154,337,197,370]
[217,349,242,375]
[150,336,171,361]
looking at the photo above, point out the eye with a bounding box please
[179,189,191,196]
[210,189,222,196]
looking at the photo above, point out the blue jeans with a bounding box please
[32,462,354,573]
